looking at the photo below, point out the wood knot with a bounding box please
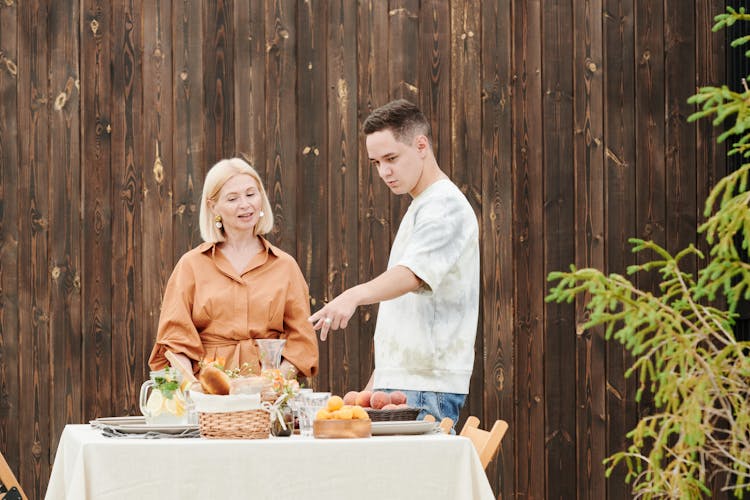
[0,52,17,77]
[54,92,68,110]
[51,266,61,280]
[153,156,164,184]
[90,19,99,35]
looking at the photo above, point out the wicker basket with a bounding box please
[198,409,270,439]
[365,407,420,422]
[193,391,276,439]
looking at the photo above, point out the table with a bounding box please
[45,424,495,500]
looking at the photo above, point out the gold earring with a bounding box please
[214,215,223,229]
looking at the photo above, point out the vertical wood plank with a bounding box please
[695,1,725,245]
[81,0,113,424]
[664,0,697,261]
[173,0,206,259]
[418,1,451,173]
[387,0,420,103]
[357,0,391,388]
[47,0,82,469]
[481,0,515,496]
[573,4,605,500]
[696,2,726,498]
[602,0,637,498]
[542,0,576,497]
[511,0,545,497]
[204,0,234,162]
[387,0,419,226]
[0,0,20,483]
[296,0,330,388]
[265,0,297,251]
[17,1,50,496]
[141,0,174,378]
[326,0,360,394]
[234,0,266,167]
[450,0,483,430]
[636,1,668,496]
[110,0,144,418]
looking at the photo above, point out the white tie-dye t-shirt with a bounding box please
[373,179,479,394]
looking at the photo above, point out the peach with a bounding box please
[343,391,359,406]
[370,391,391,410]
[356,390,373,408]
[390,391,407,405]
[382,403,399,410]
[397,403,409,408]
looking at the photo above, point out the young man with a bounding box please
[309,99,479,424]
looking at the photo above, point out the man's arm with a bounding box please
[308,265,421,341]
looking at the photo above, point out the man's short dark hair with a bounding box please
[363,99,432,146]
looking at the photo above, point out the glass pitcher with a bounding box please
[139,367,192,425]
[255,338,286,371]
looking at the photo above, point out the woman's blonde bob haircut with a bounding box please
[199,157,274,243]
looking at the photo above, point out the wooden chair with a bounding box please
[0,452,26,500]
[422,414,454,434]
[459,416,509,469]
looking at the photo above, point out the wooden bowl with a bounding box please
[313,419,371,438]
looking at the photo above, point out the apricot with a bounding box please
[316,409,332,420]
[352,406,369,420]
[343,391,359,406]
[327,395,344,412]
[356,390,373,408]
[370,391,391,410]
[390,390,407,405]
[333,407,354,420]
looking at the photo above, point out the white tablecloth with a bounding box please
[45,424,494,500]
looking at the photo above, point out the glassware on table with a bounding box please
[255,339,287,371]
[290,388,313,432]
[297,392,331,437]
[139,367,192,426]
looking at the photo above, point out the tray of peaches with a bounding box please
[342,390,419,421]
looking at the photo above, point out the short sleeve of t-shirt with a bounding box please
[396,193,474,294]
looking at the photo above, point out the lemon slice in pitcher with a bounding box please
[165,396,186,417]
[145,390,164,416]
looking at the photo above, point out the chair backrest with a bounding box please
[422,414,455,434]
[459,416,509,469]
[438,417,454,434]
[0,451,26,500]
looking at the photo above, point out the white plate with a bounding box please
[370,420,437,435]
[91,416,199,435]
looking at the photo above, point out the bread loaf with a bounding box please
[199,365,231,395]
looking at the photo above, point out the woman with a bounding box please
[148,158,318,379]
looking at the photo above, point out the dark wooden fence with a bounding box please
[0,1,727,498]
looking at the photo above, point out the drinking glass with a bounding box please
[297,392,331,437]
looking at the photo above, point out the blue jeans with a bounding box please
[376,389,466,433]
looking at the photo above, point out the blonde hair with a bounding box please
[199,158,274,242]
